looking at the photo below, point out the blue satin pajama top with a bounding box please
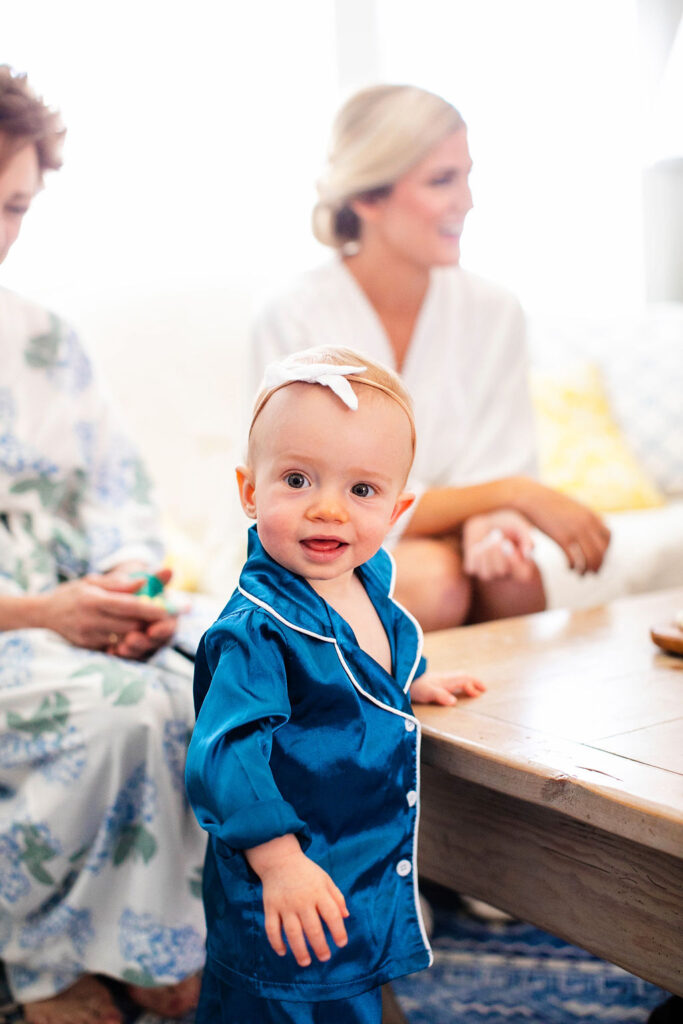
[186,527,433,1002]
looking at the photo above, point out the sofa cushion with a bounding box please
[600,304,683,496]
[528,304,683,497]
[530,361,665,513]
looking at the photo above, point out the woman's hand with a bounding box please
[246,835,349,967]
[406,480,609,579]
[40,568,176,657]
[514,480,611,574]
[410,671,486,706]
[462,510,536,582]
[107,615,178,660]
[99,567,180,659]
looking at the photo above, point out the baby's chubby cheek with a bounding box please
[254,506,299,556]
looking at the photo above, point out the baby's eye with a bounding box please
[351,482,376,498]
[285,472,309,489]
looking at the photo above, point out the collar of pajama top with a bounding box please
[187,526,433,1002]
[239,524,424,689]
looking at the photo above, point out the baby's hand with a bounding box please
[245,834,349,967]
[410,671,486,706]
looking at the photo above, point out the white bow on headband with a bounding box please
[261,360,368,411]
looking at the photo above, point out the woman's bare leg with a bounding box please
[392,537,471,631]
[126,972,202,1019]
[393,537,546,631]
[22,976,122,1024]
[469,560,546,623]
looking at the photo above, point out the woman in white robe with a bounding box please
[0,67,205,1023]
[251,84,610,631]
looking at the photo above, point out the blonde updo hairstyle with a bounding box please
[313,84,465,250]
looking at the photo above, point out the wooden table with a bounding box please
[416,586,683,996]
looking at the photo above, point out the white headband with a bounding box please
[250,354,416,452]
[261,359,368,412]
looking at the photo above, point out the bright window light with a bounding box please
[3,0,648,320]
[375,0,645,315]
[2,1,339,308]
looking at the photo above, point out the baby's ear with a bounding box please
[236,465,257,519]
[390,491,415,527]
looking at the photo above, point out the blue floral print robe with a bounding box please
[0,288,206,1003]
[186,526,433,1004]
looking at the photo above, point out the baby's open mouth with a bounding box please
[301,538,347,552]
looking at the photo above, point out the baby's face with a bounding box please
[238,383,414,585]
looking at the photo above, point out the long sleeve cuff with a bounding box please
[215,798,311,859]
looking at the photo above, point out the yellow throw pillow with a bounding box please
[530,361,665,513]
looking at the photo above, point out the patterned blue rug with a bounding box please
[392,884,672,1024]
[0,886,675,1022]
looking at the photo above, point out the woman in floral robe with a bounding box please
[0,67,206,1023]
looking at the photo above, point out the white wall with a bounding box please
[374,0,648,316]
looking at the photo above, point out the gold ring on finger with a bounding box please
[108,632,119,645]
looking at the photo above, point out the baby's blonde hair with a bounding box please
[249,345,416,457]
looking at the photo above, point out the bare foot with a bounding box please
[126,972,201,1018]
[23,975,122,1024]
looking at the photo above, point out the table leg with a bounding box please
[382,982,409,1023]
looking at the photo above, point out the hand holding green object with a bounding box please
[130,571,186,614]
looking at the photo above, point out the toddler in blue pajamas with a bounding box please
[186,346,485,1022]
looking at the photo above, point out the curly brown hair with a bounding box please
[0,65,65,175]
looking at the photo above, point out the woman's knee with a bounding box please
[470,559,546,622]
[393,538,472,631]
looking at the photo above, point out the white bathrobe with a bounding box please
[250,261,537,536]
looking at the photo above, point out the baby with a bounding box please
[186,346,485,1023]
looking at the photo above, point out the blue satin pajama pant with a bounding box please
[196,966,383,1023]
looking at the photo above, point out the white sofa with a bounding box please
[84,291,683,611]
[528,303,683,609]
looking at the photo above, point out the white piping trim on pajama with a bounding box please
[331,640,433,959]
[384,549,425,694]
[386,547,398,599]
[237,585,419,726]
[412,720,433,962]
